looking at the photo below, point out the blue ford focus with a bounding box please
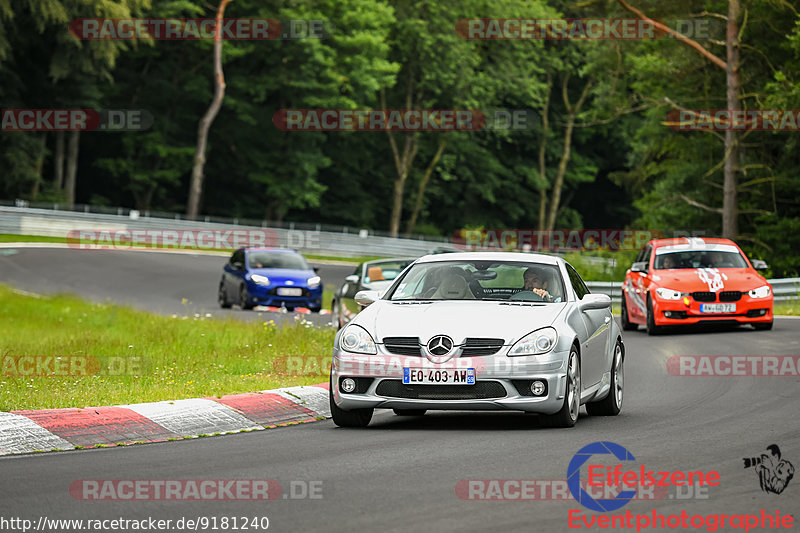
[219,248,322,312]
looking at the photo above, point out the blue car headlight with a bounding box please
[250,274,270,286]
[307,276,321,289]
[508,327,558,357]
[340,325,377,354]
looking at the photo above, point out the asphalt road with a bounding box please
[1,247,799,532]
[0,247,354,325]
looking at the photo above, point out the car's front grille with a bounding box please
[719,291,742,302]
[375,380,507,400]
[691,291,716,302]
[382,337,422,356]
[461,338,505,356]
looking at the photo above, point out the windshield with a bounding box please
[386,261,565,303]
[364,260,413,283]
[247,252,309,270]
[654,250,748,269]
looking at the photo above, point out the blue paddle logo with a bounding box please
[567,441,637,512]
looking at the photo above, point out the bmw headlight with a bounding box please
[508,327,558,357]
[748,285,771,298]
[307,276,321,289]
[340,325,377,354]
[655,287,683,300]
[250,274,270,286]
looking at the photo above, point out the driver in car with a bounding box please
[510,267,554,302]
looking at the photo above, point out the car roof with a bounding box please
[243,248,300,254]
[649,237,738,249]
[364,257,417,266]
[413,251,561,265]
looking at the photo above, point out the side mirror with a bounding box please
[752,259,768,271]
[344,274,359,284]
[232,261,245,271]
[354,290,381,307]
[313,267,320,274]
[630,261,648,273]
[579,293,611,311]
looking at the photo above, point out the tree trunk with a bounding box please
[406,138,447,235]
[30,133,46,200]
[616,0,733,236]
[538,72,552,229]
[187,0,232,219]
[53,131,64,190]
[546,76,591,230]
[722,0,740,239]
[65,131,80,208]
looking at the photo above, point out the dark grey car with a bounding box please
[331,258,415,329]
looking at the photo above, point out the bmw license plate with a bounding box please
[277,288,302,296]
[700,303,736,313]
[403,368,475,385]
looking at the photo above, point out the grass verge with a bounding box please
[0,285,335,411]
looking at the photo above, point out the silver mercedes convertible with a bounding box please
[329,252,624,428]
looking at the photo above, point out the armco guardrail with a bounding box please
[0,206,454,258]
[586,280,799,303]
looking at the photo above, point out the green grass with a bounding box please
[774,301,800,316]
[0,285,336,411]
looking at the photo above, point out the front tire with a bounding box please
[218,283,232,309]
[586,340,623,416]
[329,383,373,428]
[646,296,661,336]
[540,349,580,428]
[239,285,254,310]
[620,295,637,331]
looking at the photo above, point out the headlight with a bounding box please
[655,287,683,300]
[340,325,377,354]
[250,274,270,286]
[748,285,771,298]
[508,327,558,357]
[307,276,321,289]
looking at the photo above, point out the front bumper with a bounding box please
[245,283,322,309]
[330,349,570,414]
[652,295,773,326]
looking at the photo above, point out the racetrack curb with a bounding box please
[0,384,330,456]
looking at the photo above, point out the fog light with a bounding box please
[530,380,546,396]
[341,377,356,393]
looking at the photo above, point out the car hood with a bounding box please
[354,300,566,344]
[649,268,767,292]
[249,268,314,284]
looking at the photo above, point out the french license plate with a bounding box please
[403,368,475,385]
[700,303,736,313]
[277,287,302,296]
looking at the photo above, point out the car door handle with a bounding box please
[604,316,610,323]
